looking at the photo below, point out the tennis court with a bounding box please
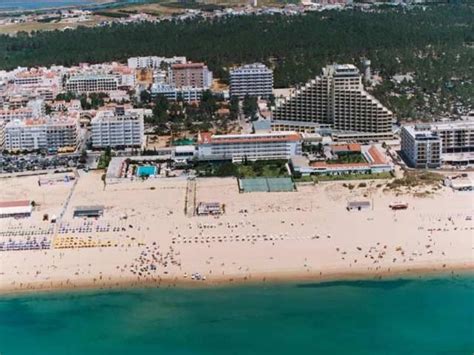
[239,177,295,193]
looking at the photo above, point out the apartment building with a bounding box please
[400,125,442,168]
[150,83,204,102]
[431,120,474,153]
[4,117,78,152]
[0,120,5,149]
[0,108,33,122]
[272,64,393,141]
[197,131,302,163]
[127,56,187,69]
[230,63,273,98]
[170,63,212,89]
[65,75,119,93]
[91,111,144,148]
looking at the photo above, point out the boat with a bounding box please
[389,202,408,210]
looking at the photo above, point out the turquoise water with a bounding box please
[136,165,156,177]
[0,276,473,354]
[0,0,148,11]
[0,1,93,10]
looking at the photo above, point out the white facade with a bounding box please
[272,64,393,141]
[230,63,273,98]
[4,117,78,152]
[91,112,144,148]
[127,56,187,69]
[400,125,442,168]
[151,83,204,102]
[431,120,474,153]
[197,131,302,162]
[66,75,119,93]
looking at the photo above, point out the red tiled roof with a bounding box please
[0,200,30,208]
[368,146,386,164]
[332,143,361,153]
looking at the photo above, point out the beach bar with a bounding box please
[197,202,224,216]
[73,205,104,218]
[0,200,32,219]
[346,200,371,211]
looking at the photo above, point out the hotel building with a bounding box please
[4,117,79,152]
[230,63,273,98]
[197,131,302,162]
[66,75,119,93]
[91,111,144,148]
[400,125,442,168]
[272,64,393,141]
[431,120,474,153]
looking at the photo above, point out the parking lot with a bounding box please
[0,153,81,174]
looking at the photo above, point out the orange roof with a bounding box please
[332,143,361,153]
[0,200,30,208]
[368,146,386,165]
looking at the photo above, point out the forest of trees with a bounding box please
[0,5,472,117]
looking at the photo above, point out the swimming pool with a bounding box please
[136,165,157,177]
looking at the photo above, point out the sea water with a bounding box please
[0,275,473,354]
[0,0,148,11]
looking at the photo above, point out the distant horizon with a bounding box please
[0,0,102,11]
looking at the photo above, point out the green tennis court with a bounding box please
[239,177,295,193]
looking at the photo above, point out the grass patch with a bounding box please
[97,148,113,169]
[195,160,288,178]
[387,171,443,189]
[326,153,366,165]
[295,172,393,183]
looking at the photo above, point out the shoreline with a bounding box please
[1,174,472,299]
[2,261,473,297]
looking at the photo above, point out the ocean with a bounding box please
[0,0,147,11]
[0,275,473,354]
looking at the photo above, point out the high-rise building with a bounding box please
[230,63,273,99]
[4,117,78,152]
[272,64,393,141]
[170,63,212,89]
[91,111,144,148]
[400,125,442,168]
[431,120,474,153]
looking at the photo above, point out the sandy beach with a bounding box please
[0,171,473,295]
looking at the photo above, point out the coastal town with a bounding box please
[0,51,472,294]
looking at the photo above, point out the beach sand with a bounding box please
[0,171,473,294]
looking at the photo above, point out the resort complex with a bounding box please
[272,64,393,141]
[0,54,472,299]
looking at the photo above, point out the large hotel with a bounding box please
[3,117,79,152]
[272,64,393,142]
[91,111,144,149]
[401,120,474,168]
[197,131,302,163]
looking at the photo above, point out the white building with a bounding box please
[400,125,442,168]
[151,83,204,102]
[431,120,474,153]
[230,63,273,98]
[4,117,78,152]
[127,56,187,69]
[65,75,119,93]
[197,131,302,162]
[272,64,393,141]
[91,111,144,149]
